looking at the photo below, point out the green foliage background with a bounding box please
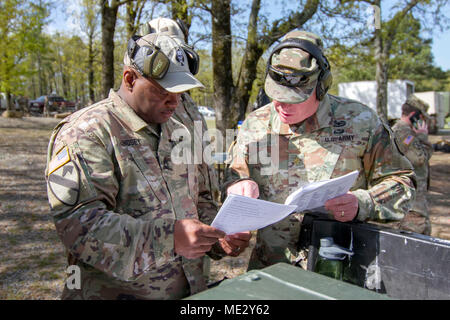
[0,0,449,110]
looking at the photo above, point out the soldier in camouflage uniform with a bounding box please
[389,96,433,235]
[224,30,416,271]
[45,33,251,300]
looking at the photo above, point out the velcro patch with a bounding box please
[321,135,355,143]
[48,147,70,175]
[48,161,80,206]
[403,135,414,146]
[121,139,141,146]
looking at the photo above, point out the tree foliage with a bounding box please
[328,10,449,95]
[0,0,449,119]
[0,0,49,109]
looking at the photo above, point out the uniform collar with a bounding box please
[270,94,332,136]
[109,90,150,133]
[109,89,168,137]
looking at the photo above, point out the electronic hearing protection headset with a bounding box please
[172,18,200,75]
[267,38,333,101]
[127,35,171,80]
[175,18,189,43]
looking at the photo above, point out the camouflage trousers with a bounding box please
[375,211,431,236]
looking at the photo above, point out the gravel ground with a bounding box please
[0,116,448,300]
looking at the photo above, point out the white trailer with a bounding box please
[413,91,450,129]
[338,80,415,119]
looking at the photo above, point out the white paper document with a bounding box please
[284,170,359,211]
[211,194,298,235]
[211,171,359,234]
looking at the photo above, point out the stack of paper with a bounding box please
[211,171,359,234]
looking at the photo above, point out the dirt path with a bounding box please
[427,133,450,239]
[0,117,66,299]
[0,116,448,299]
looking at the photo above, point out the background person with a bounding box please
[390,96,433,235]
[224,30,416,270]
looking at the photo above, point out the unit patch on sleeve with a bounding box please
[48,148,80,206]
[403,135,414,146]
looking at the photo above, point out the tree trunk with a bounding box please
[58,52,69,98]
[211,0,234,136]
[88,35,95,104]
[125,1,136,39]
[6,91,12,111]
[374,0,419,121]
[37,53,44,96]
[374,24,388,121]
[236,0,263,122]
[100,0,120,98]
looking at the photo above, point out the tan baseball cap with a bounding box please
[124,33,204,93]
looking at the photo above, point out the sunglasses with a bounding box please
[268,65,317,87]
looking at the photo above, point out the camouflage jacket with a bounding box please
[225,94,416,269]
[45,90,216,299]
[173,93,220,212]
[392,119,433,215]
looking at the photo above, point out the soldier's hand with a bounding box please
[324,192,359,222]
[174,219,226,259]
[218,231,252,257]
[227,180,259,199]
[413,119,428,134]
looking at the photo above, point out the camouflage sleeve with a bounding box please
[394,128,433,167]
[415,132,433,160]
[46,125,175,282]
[354,121,417,222]
[222,117,255,196]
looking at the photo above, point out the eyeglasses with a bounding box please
[268,65,317,87]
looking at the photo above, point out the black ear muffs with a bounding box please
[175,18,189,43]
[183,45,200,75]
[266,38,332,101]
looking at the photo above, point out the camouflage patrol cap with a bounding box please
[265,30,323,104]
[406,95,430,118]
